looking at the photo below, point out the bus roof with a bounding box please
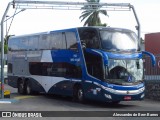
[9,26,134,39]
[77,26,134,33]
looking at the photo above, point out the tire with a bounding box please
[25,81,33,95]
[18,80,25,94]
[74,85,85,103]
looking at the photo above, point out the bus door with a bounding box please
[78,28,104,80]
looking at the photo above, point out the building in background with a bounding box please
[144,32,160,80]
[144,32,160,100]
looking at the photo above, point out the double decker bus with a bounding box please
[7,26,155,103]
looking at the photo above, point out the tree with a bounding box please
[79,0,108,26]
[4,35,11,45]
[0,35,12,54]
[0,42,8,54]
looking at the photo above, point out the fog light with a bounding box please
[141,93,145,98]
[104,94,112,99]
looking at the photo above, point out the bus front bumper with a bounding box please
[102,86,145,102]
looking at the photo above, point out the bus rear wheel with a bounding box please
[18,80,25,94]
[25,81,33,95]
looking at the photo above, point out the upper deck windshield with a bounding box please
[100,30,139,51]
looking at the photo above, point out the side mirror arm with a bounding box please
[142,51,156,67]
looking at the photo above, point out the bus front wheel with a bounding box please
[74,86,85,103]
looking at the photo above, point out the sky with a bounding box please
[1,0,160,39]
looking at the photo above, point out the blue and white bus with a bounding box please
[7,27,155,103]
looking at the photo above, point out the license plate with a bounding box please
[124,96,131,100]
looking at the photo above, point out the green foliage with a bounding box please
[79,0,108,26]
[4,35,11,45]
[4,44,8,54]
[0,35,11,54]
[95,23,107,26]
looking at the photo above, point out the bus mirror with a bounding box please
[142,51,156,67]
[135,26,139,30]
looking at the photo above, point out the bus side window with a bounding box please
[79,30,99,49]
[39,34,51,50]
[8,38,19,51]
[19,37,29,50]
[50,33,66,49]
[28,36,39,50]
[65,32,78,51]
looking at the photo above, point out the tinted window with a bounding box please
[100,30,138,51]
[50,33,66,49]
[8,31,78,51]
[8,38,20,50]
[28,36,39,50]
[29,62,82,78]
[65,32,78,50]
[19,37,29,50]
[39,34,51,50]
[79,29,99,49]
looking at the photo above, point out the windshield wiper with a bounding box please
[104,48,117,52]
[120,49,137,52]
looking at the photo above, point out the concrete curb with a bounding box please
[0,99,19,104]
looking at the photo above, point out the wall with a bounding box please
[145,80,160,100]
[144,33,160,101]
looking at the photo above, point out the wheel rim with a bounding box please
[18,82,24,94]
[78,89,83,102]
[26,83,31,94]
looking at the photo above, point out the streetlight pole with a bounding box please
[1,2,11,99]
[5,15,9,37]
[0,2,25,99]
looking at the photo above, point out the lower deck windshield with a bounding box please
[105,59,143,85]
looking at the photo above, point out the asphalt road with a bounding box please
[0,84,159,120]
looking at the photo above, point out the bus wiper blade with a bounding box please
[121,49,136,52]
[106,49,117,52]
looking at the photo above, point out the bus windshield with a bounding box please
[100,30,138,51]
[105,59,143,85]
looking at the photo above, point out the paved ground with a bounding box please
[0,84,159,120]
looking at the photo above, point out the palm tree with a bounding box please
[79,0,108,26]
